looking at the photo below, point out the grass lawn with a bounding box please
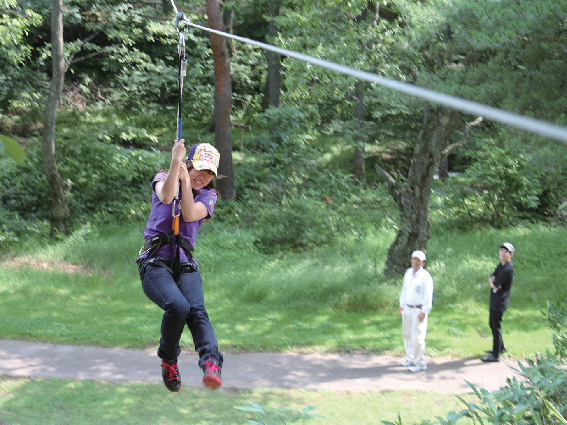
[0,377,473,425]
[0,222,564,425]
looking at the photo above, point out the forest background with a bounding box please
[0,0,567,424]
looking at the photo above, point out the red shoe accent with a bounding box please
[202,357,222,389]
[161,361,181,392]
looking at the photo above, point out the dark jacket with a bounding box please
[490,261,514,312]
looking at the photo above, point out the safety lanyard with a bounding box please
[171,21,187,284]
[176,16,188,141]
[171,189,181,283]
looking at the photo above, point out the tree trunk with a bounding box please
[223,6,236,56]
[353,81,366,182]
[382,104,461,276]
[266,1,281,108]
[207,0,235,200]
[43,0,70,237]
[438,156,449,180]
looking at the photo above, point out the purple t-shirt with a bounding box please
[137,172,217,263]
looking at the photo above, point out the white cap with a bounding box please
[500,242,515,255]
[411,250,426,261]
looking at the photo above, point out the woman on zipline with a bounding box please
[136,138,223,392]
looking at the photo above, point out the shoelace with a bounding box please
[203,358,219,374]
[162,362,179,381]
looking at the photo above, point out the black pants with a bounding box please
[489,309,505,357]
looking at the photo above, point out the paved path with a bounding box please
[0,339,522,393]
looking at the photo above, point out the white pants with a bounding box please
[402,306,428,367]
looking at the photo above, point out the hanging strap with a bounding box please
[169,21,189,284]
[176,21,188,140]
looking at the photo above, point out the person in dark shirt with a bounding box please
[481,242,514,362]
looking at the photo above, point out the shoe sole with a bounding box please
[203,375,222,389]
[165,384,182,392]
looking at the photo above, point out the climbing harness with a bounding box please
[138,230,195,282]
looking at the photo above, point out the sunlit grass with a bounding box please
[0,377,473,425]
[0,222,563,357]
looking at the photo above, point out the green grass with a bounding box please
[0,222,564,424]
[0,221,561,356]
[0,377,473,425]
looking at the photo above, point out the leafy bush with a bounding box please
[254,196,339,253]
[454,355,567,425]
[439,138,543,229]
[0,133,166,233]
[547,301,567,359]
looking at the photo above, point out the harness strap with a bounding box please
[138,231,194,284]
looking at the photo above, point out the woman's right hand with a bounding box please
[172,139,186,164]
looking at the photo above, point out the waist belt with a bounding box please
[407,304,423,309]
[138,231,194,284]
[139,231,194,257]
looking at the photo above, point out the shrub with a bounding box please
[254,196,339,253]
[547,301,567,359]
[0,134,166,233]
[455,355,567,425]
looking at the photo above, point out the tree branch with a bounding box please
[65,30,105,71]
[441,116,483,157]
[375,163,402,205]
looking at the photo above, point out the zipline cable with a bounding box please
[168,3,567,145]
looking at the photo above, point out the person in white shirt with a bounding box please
[398,250,434,372]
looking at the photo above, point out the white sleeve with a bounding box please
[399,269,409,307]
[421,272,434,314]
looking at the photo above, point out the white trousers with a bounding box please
[402,306,428,367]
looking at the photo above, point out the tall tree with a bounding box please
[43,0,70,236]
[207,0,236,199]
[376,109,483,275]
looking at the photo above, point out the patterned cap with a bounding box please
[187,143,220,176]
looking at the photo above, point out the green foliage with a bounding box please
[254,196,339,253]
[277,0,411,125]
[0,133,165,233]
[546,301,567,358]
[435,133,567,229]
[453,355,567,425]
[0,0,44,110]
[234,400,322,424]
[0,0,40,66]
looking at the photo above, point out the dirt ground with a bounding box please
[0,339,522,393]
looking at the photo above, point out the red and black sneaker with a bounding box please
[161,360,181,392]
[202,356,222,389]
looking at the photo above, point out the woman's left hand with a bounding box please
[178,161,190,183]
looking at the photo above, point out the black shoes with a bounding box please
[161,360,181,392]
[202,356,222,389]
[160,356,222,391]
[486,348,506,355]
[481,353,500,362]
[482,347,506,362]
